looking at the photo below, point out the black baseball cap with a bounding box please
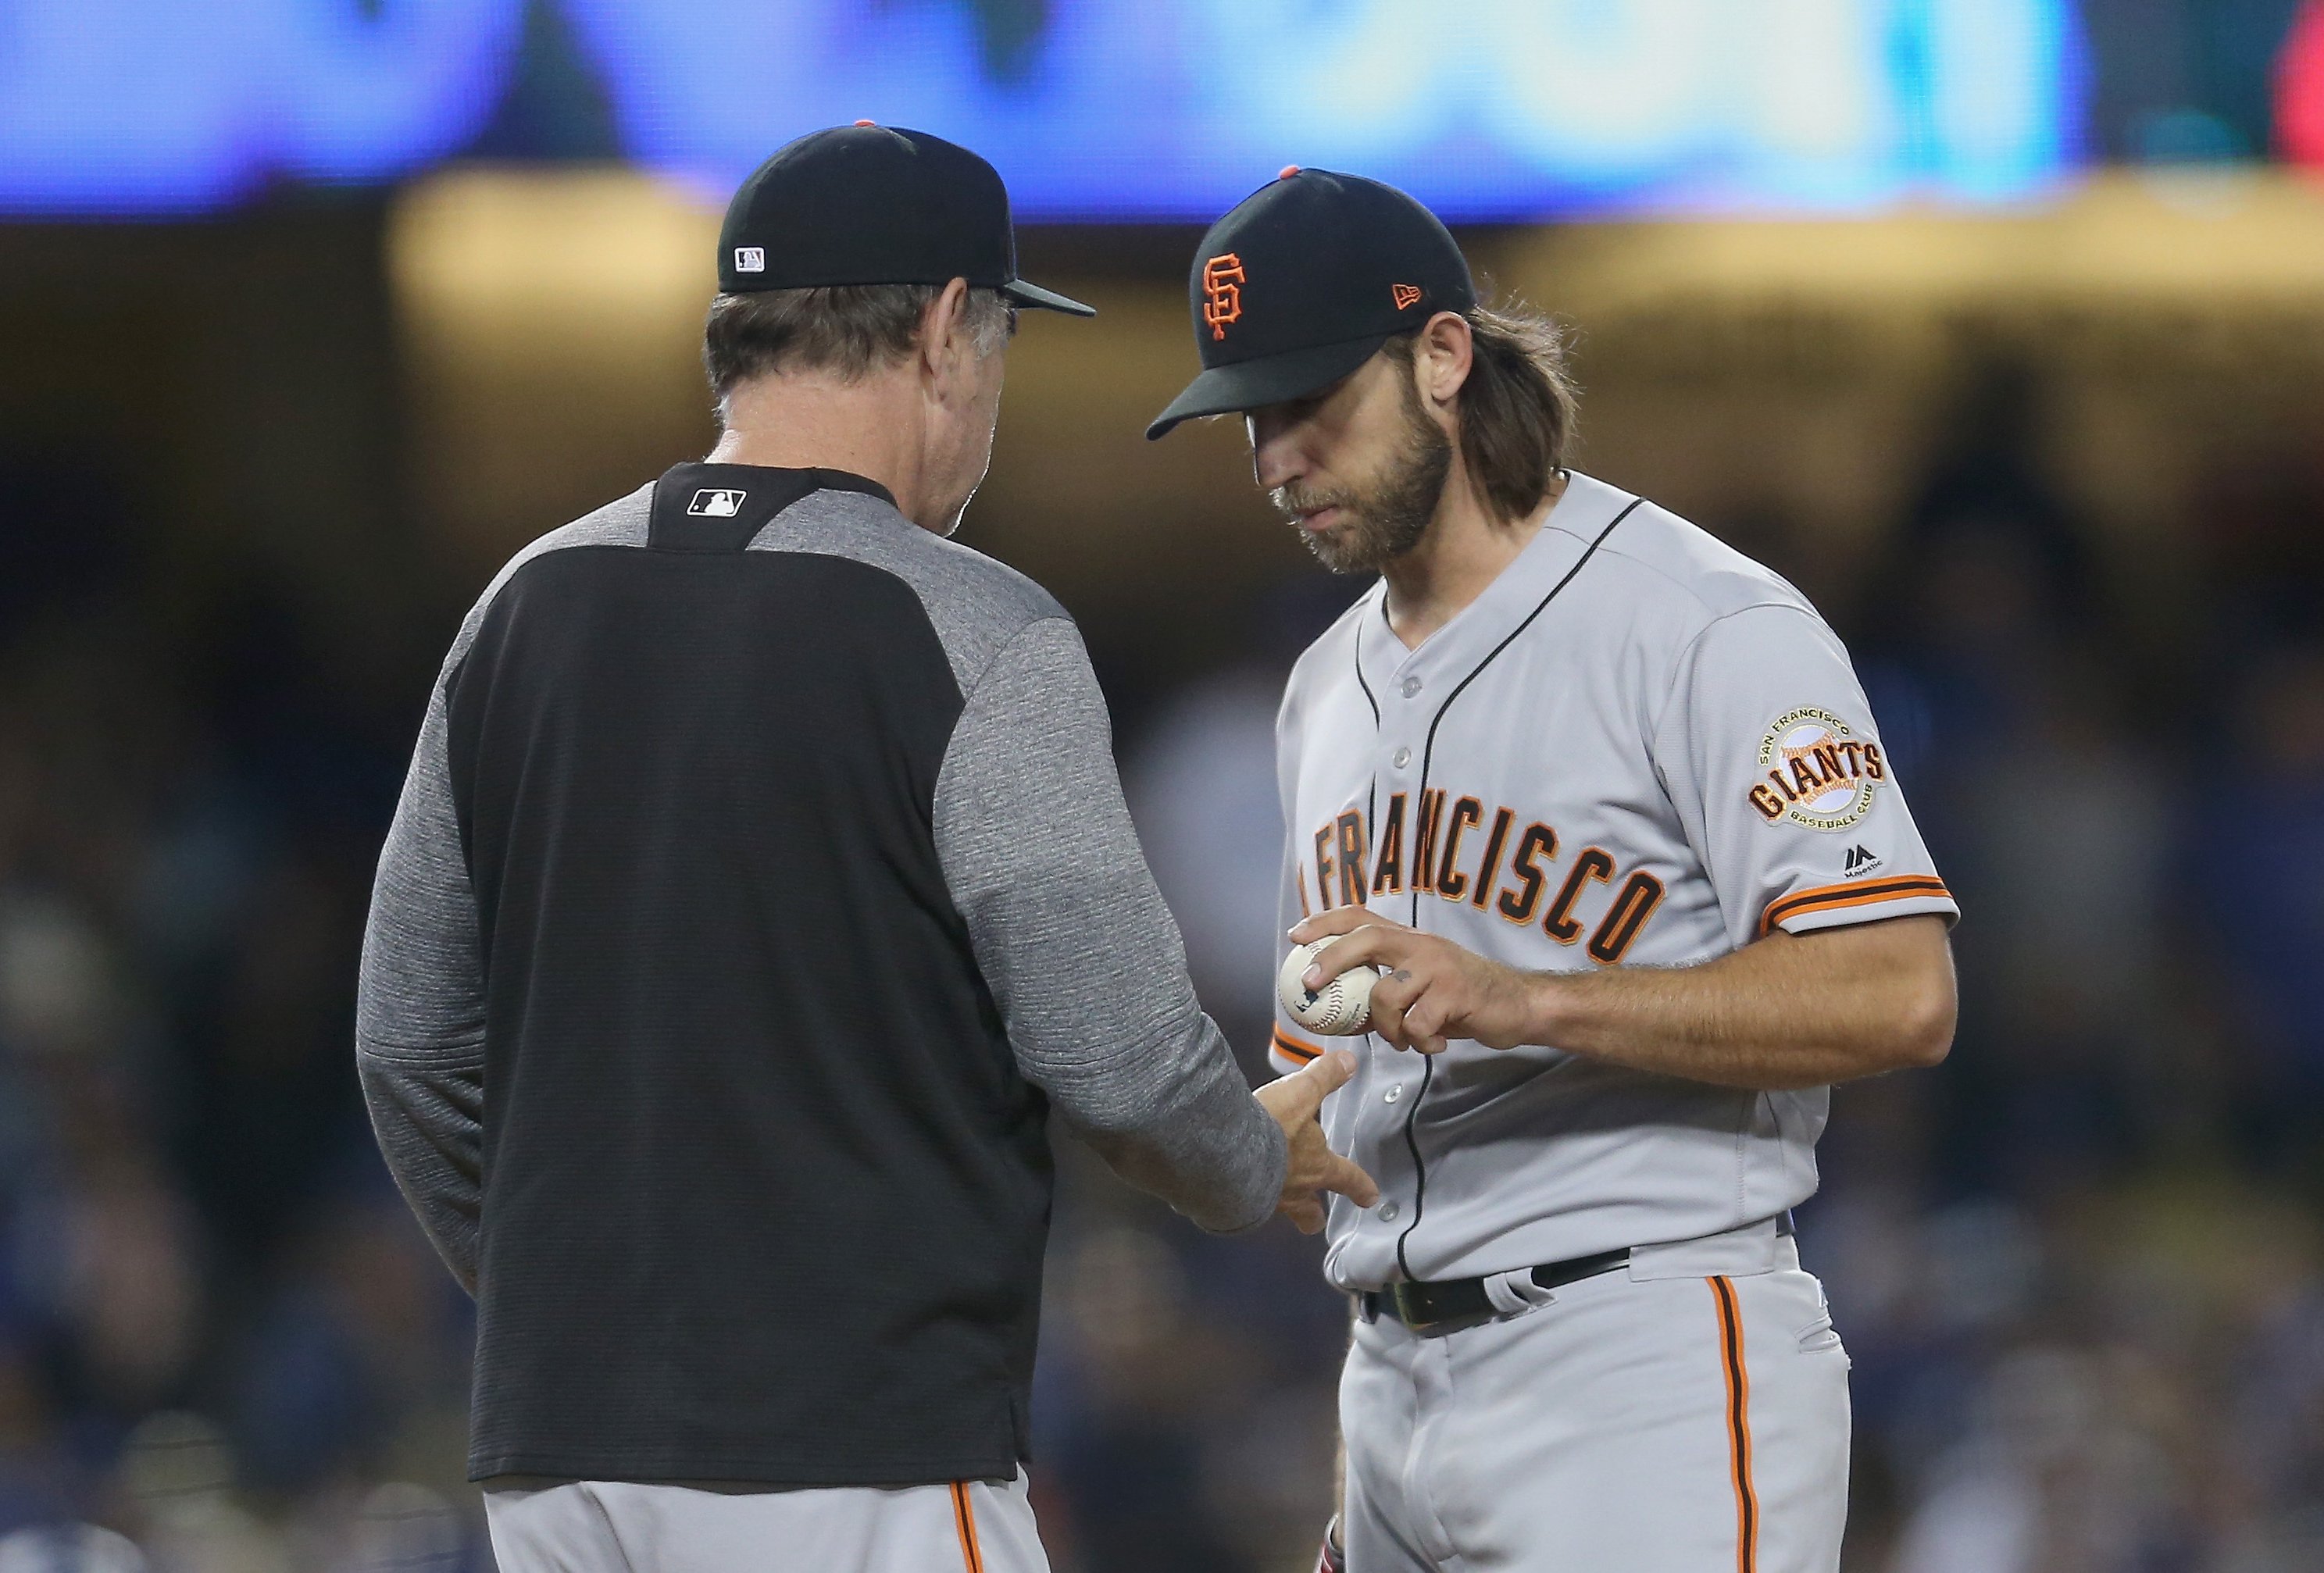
[1146,168,1474,439]
[717,123,1094,316]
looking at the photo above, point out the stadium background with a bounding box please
[2,2,2322,1568]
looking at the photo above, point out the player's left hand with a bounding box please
[1291,906,1546,1055]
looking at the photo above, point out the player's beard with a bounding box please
[1273,377,1454,575]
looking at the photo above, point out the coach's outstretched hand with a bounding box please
[1257,1050,1379,1232]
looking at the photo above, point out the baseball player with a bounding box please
[1148,171,1959,1572]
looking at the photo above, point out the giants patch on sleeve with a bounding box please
[1746,707,1885,831]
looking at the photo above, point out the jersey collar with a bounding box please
[1354,470,1634,703]
[647,462,897,552]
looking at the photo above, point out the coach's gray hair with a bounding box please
[702,284,1012,405]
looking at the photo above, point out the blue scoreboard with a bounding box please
[0,0,2084,218]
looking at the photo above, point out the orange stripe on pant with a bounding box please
[1709,1276,1758,1573]
[950,1482,985,1573]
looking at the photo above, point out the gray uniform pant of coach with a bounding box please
[1344,1219,1851,1573]
[484,1469,1047,1572]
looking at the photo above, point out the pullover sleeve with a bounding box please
[934,617,1289,1233]
[355,681,487,1293]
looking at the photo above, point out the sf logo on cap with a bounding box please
[1201,253,1245,340]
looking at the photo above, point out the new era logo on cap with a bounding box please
[687,488,748,517]
[733,247,766,273]
[1391,283,1423,310]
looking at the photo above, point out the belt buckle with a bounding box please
[1388,1282,1435,1329]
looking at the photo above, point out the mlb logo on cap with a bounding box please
[712,124,1094,314]
[687,489,748,517]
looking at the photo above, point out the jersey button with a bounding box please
[1390,746,1411,769]
[1378,1201,1401,1222]
[1399,676,1422,698]
[1383,1085,1403,1104]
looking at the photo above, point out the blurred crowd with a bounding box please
[0,359,2319,1571]
[0,466,478,1568]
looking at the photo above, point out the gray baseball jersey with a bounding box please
[1269,471,1956,1292]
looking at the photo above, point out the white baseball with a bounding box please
[1277,940,1380,1036]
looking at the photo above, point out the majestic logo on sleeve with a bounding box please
[1201,253,1245,340]
[1749,708,1885,831]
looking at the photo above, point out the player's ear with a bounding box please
[1415,310,1474,408]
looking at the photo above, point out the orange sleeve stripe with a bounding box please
[1271,1027,1324,1065]
[1758,876,1951,937]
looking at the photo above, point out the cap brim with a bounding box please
[1144,333,1392,440]
[1001,278,1096,317]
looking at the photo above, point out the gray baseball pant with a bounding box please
[482,1469,1048,1573]
[1343,1225,1851,1572]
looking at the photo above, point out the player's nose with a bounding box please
[1248,413,1302,493]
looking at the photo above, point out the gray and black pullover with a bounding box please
[355,462,1286,1487]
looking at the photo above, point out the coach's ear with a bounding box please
[917,276,980,378]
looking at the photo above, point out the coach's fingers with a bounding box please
[1257,1048,1357,1133]
[1282,1151,1376,1234]
[1319,1151,1379,1209]
[1284,1046,1356,1114]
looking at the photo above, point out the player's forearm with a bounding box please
[1526,916,1955,1090]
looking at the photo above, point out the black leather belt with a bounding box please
[1360,1248,1631,1332]
[1360,1213,1795,1334]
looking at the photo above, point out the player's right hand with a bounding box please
[1255,1050,1380,1232]
[1293,904,1544,1056]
